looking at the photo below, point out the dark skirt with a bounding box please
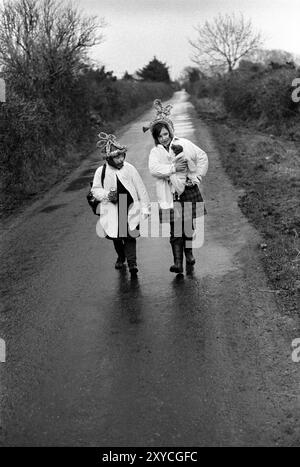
[159,184,207,239]
[160,184,207,224]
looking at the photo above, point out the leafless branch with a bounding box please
[189,13,263,74]
[0,0,106,90]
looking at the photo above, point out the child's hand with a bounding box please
[174,154,187,172]
[108,189,118,203]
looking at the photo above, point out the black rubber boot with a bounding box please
[115,258,126,269]
[169,238,184,273]
[184,247,195,265]
[129,265,138,276]
[113,239,126,269]
[124,238,138,276]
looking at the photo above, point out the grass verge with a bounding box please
[193,97,300,316]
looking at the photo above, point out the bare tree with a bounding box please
[189,13,263,73]
[0,0,105,96]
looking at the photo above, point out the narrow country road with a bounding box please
[0,91,299,446]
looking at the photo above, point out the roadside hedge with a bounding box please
[0,77,173,196]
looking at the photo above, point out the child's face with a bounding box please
[110,153,125,169]
[158,127,171,147]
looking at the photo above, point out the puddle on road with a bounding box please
[172,99,195,139]
[140,235,238,286]
[196,241,238,278]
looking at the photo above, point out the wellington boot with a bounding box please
[184,248,195,265]
[115,257,126,269]
[128,263,138,276]
[170,239,183,274]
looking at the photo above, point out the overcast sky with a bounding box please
[82,0,300,79]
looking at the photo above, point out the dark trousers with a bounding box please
[113,237,137,266]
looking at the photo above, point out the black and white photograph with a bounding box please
[0,0,299,450]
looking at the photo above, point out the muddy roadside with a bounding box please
[192,97,300,318]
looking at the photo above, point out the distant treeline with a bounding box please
[184,60,300,138]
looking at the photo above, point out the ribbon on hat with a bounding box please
[153,99,173,118]
[143,99,174,133]
[96,132,116,150]
[96,132,127,156]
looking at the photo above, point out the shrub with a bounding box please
[223,68,300,127]
[0,76,173,195]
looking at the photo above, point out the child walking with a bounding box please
[92,132,150,276]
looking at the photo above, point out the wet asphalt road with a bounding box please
[1,91,300,446]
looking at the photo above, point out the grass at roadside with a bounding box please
[193,97,300,316]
